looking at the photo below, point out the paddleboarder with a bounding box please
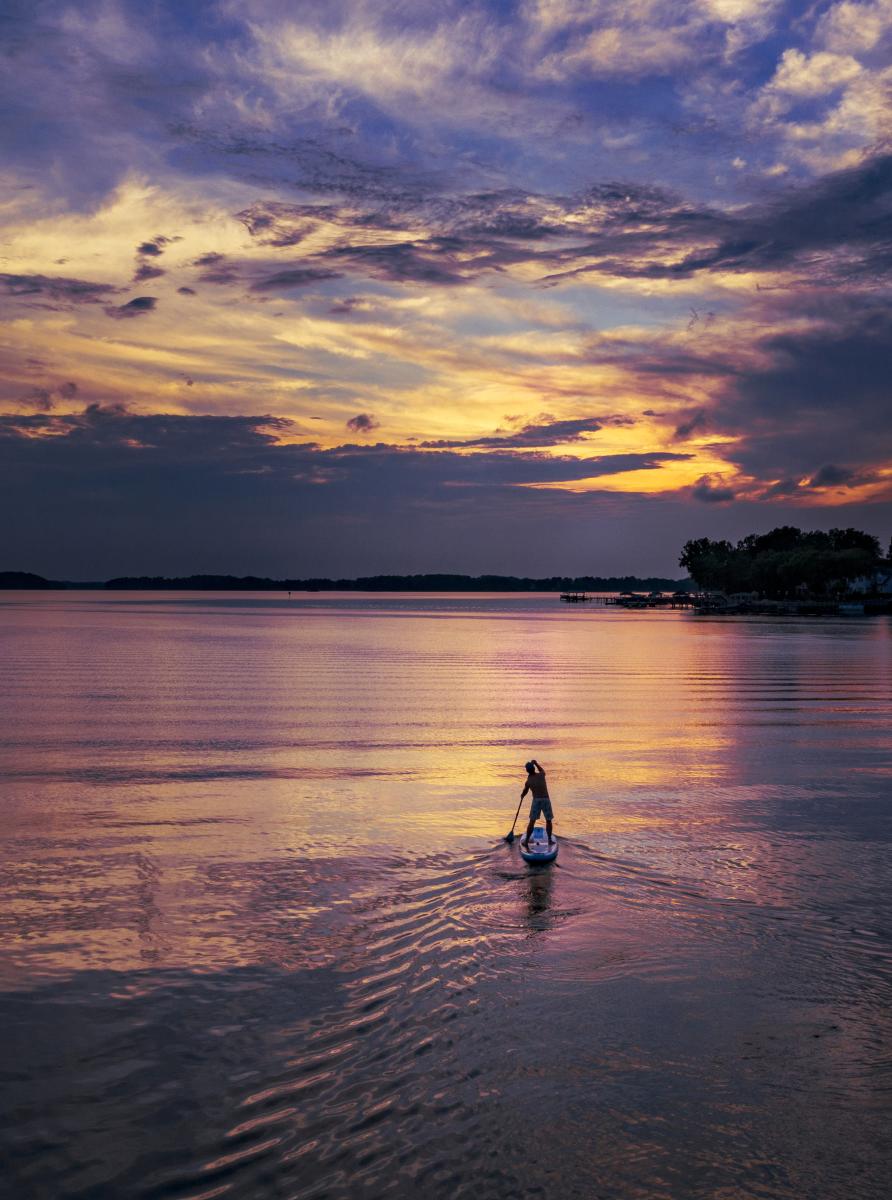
[520,759,554,849]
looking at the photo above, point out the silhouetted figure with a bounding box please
[520,759,554,847]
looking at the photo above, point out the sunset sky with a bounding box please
[2,0,891,578]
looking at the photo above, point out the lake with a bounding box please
[1,591,890,1199]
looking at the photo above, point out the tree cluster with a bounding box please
[0,571,57,589]
[679,527,885,597]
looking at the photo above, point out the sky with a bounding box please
[1,0,891,579]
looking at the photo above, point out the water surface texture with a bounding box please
[1,592,890,1199]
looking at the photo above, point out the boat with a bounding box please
[519,827,558,863]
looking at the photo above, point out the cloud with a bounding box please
[541,287,892,502]
[322,240,484,286]
[816,0,892,55]
[746,10,892,169]
[721,304,892,475]
[198,267,241,285]
[691,474,736,502]
[765,49,863,100]
[0,403,886,577]
[15,379,79,412]
[104,296,158,319]
[0,151,864,319]
[236,202,347,246]
[616,153,892,282]
[0,0,889,572]
[133,263,165,282]
[0,0,871,232]
[761,477,804,498]
[673,409,710,440]
[0,403,683,495]
[234,184,714,293]
[17,387,54,412]
[237,5,567,144]
[805,463,878,489]
[250,267,341,292]
[329,296,371,315]
[188,253,243,285]
[526,0,784,83]
[346,413,379,433]
[231,151,892,298]
[629,296,891,504]
[235,198,539,287]
[421,414,625,449]
[137,237,178,257]
[35,147,875,316]
[0,273,118,304]
[808,464,854,487]
[756,463,880,499]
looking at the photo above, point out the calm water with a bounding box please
[1,591,890,1200]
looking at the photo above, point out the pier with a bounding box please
[560,591,699,608]
[601,592,891,616]
[604,592,698,609]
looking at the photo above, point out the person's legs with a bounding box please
[543,797,554,844]
[522,798,541,847]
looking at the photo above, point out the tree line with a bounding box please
[102,573,689,592]
[679,527,888,597]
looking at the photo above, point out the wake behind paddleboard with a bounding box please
[519,827,558,863]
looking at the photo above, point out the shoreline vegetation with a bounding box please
[0,571,691,592]
[680,526,890,598]
[2,528,888,607]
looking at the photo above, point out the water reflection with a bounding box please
[0,593,890,1199]
[521,858,556,936]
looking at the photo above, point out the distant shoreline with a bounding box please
[0,571,692,592]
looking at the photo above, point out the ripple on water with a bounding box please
[3,836,891,1200]
[2,597,891,1199]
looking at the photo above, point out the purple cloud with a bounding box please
[0,273,118,304]
[104,296,158,319]
[251,267,340,292]
[137,236,179,257]
[346,413,379,433]
[0,405,885,578]
[691,475,736,503]
[421,415,628,449]
[133,263,165,282]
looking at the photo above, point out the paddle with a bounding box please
[504,795,525,843]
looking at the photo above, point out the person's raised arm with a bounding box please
[532,759,545,774]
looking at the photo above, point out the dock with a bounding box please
[612,593,890,616]
[559,591,698,608]
[604,592,698,609]
[558,589,890,615]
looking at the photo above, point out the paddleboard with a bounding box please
[519,827,558,863]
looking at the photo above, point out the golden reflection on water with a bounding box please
[2,594,891,1200]
[0,591,889,982]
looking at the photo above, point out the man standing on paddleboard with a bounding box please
[520,759,554,848]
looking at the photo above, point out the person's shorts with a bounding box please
[528,795,553,821]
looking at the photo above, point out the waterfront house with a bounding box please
[849,569,892,595]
